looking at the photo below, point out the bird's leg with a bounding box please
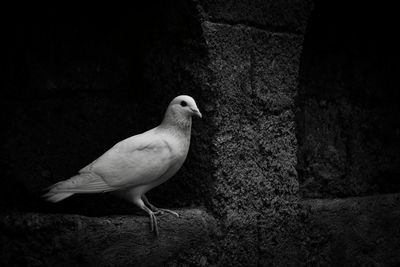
[142,194,160,212]
[135,198,159,236]
[142,194,179,218]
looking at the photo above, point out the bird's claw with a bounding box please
[154,209,179,218]
[147,208,179,236]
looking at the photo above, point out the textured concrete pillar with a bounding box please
[191,0,314,265]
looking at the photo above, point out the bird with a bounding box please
[43,95,202,235]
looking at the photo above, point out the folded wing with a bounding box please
[82,130,175,188]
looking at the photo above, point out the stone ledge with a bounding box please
[0,209,217,267]
[302,193,400,266]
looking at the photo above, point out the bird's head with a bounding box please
[161,95,202,130]
[168,95,202,119]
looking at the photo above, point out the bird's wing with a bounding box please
[78,130,155,174]
[78,131,151,174]
[84,130,176,188]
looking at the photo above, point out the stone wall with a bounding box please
[295,1,400,265]
[296,1,400,198]
[303,194,400,266]
[199,14,309,267]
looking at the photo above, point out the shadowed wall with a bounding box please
[297,1,400,197]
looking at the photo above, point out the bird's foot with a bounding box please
[148,211,159,236]
[154,208,179,218]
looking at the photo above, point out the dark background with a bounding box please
[1,2,214,216]
[297,1,400,198]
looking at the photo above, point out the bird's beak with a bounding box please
[191,108,202,118]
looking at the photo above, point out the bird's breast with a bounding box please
[150,135,189,184]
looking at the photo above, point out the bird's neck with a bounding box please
[160,107,192,136]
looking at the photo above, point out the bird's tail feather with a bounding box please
[42,179,75,202]
[43,192,74,203]
[42,172,115,203]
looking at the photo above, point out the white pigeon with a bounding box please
[43,95,202,235]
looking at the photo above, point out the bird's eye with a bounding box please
[180,101,187,107]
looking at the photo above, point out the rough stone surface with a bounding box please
[0,209,217,267]
[202,21,303,214]
[195,19,309,266]
[302,193,400,266]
